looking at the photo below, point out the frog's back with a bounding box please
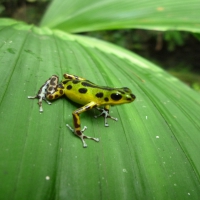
[63,79,135,106]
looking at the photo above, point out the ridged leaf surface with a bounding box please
[0,19,200,199]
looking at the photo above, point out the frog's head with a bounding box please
[109,87,136,105]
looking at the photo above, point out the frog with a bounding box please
[28,73,136,147]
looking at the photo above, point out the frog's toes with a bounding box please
[43,98,52,105]
[27,95,37,99]
[81,126,87,132]
[83,143,87,148]
[111,116,118,121]
[94,138,100,142]
[105,122,109,127]
[66,124,99,147]
[66,124,74,132]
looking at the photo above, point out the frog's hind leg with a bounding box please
[28,94,51,112]
[63,73,86,81]
[28,75,60,112]
[66,102,100,148]
[95,105,118,127]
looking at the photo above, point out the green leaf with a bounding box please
[41,0,200,33]
[0,19,200,199]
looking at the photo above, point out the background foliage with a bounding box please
[1,0,200,90]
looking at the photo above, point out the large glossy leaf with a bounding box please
[0,19,200,199]
[41,0,200,33]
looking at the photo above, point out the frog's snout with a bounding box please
[131,94,136,100]
[126,93,136,102]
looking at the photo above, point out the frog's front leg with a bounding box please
[66,102,100,148]
[95,105,118,127]
[28,75,63,112]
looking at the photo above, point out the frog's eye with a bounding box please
[111,93,122,101]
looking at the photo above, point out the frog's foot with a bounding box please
[94,108,118,127]
[66,124,99,148]
[28,95,51,112]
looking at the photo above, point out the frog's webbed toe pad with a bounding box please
[28,95,51,113]
[95,108,118,127]
[66,124,99,148]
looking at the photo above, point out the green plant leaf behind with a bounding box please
[40,0,200,33]
[0,19,200,199]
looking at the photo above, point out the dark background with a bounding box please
[1,0,200,91]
